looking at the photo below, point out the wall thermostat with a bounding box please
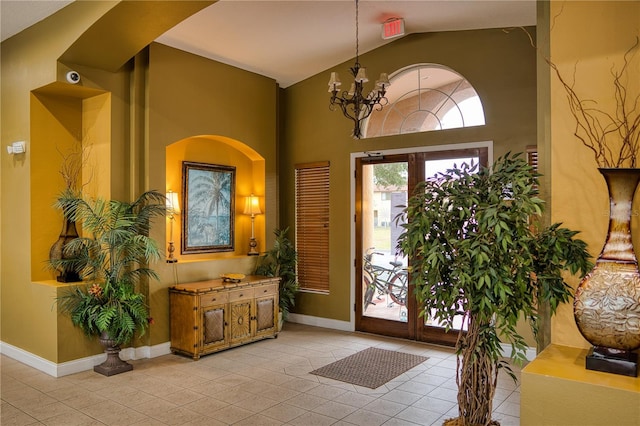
[66,71,80,84]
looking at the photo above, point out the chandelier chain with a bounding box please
[355,0,359,63]
[327,0,389,139]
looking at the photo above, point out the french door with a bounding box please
[355,147,488,345]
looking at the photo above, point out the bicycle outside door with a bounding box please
[355,148,488,346]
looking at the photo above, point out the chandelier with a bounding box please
[328,0,390,139]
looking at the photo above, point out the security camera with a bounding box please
[66,71,80,84]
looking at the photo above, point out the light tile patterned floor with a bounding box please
[1,323,520,425]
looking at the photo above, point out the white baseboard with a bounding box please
[287,313,354,332]
[500,342,537,362]
[0,340,173,378]
[286,314,537,362]
[119,341,172,361]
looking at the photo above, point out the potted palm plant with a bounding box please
[396,153,592,426]
[255,227,298,327]
[51,190,166,376]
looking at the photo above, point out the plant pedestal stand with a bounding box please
[94,332,133,376]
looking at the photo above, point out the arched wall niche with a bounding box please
[165,135,266,262]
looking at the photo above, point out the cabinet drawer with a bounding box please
[255,283,278,297]
[200,292,229,307]
[229,288,254,302]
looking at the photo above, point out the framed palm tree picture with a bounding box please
[182,161,235,253]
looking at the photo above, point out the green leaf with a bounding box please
[396,152,592,389]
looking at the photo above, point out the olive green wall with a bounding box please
[2,4,540,367]
[147,42,278,345]
[281,28,538,323]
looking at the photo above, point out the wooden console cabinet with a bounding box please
[169,275,279,359]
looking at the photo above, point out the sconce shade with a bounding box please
[166,191,180,215]
[243,194,262,216]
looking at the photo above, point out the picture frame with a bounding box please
[182,161,235,254]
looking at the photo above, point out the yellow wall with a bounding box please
[1,2,277,361]
[549,0,640,349]
[282,28,538,325]
[0,1,121,362]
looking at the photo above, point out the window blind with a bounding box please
[526,146,538,192]
[295,161,330,293]
[526,146,538,172]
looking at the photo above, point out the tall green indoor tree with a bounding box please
[396,154,592,426]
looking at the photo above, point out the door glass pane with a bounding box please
[361,162,408,322]
[422,156,478,331]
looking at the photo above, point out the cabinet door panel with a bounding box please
[230,301,252,343]
[203,306,226,344]
[255,297,275,333]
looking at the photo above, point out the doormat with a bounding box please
[309,347,428,389]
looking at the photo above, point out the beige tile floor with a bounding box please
[1,323,521,425]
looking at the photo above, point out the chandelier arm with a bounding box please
[360,104,374,121]
[341,105,360,124]
[337,101,364,139]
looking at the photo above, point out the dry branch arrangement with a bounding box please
[57,139,92,193]
[548,37,640,168]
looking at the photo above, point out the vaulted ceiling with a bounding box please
[0,0,536,88]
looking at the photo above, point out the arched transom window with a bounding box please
[364,64,485,138]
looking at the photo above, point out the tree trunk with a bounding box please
[454,315,499,426]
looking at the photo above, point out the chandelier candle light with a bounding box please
[166,191,180,263]
[244,194,262,256]
[328,0,390,139]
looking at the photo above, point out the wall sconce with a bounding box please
[166,190,180,263]
[243,194,262,256]
[6,141,26,154]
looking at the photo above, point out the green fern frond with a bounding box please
[52,190,164,345]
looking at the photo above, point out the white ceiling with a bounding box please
[1,0,536,88]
